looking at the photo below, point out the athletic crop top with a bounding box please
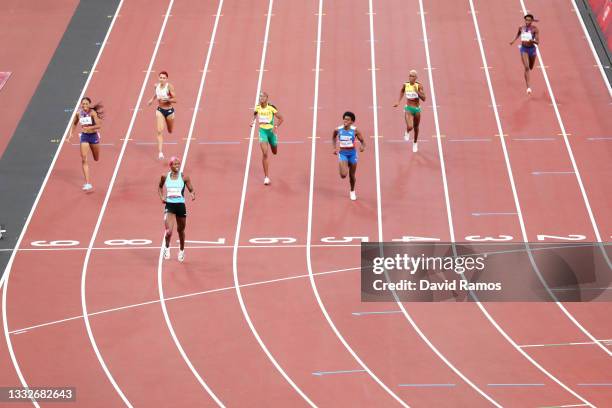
[78,109,96,133]
[337,125,356,149]
[156,83,171,100]
[404,82,420,100]
[254,104,278,130]
[520,27,534,42]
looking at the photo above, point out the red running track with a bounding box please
[1,0,610,406]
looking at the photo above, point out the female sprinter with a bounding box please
[251,91,283,185]
[393,70,426,153]
[147,71,176,159]
[159,157,195,263]
[68,97,103,191]
[332,111,365,201]
[510,14,540,95]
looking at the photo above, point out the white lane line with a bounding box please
[468,0,595,405]
[372,0,502,405]
[0,2,124,291]
[197,141,241,145]
[447,138,492,142]
[351,310,402,316]
[539,404,589,408]
[80,2,175,406]
[519,0,612,357]
[471,212,518,216]
[398,383,456,387]
[577,383,612,386]
[2,2,126,407]
[305,0,409,406]
[9,266,360,336]
[531,171,575,175]
[231,1,316,406]
[312,369,366,376]
[551,287,612,291]
[520,339,612,349]
[513,137,556,141]
[569,0,612,96]
[487,383,544,387]
[156,1,225,406]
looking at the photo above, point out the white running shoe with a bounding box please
[526,87,532,95]
[163,246,170,260]
[264,177,271,185]
[158,151,164,160]
[412,142,418,153]
[350,190,357,201]
[82,183,93,191]
[404,131,410,141]
[178,250,185,262]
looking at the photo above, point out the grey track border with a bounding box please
[0,0,121,279]
[575,0,612,83]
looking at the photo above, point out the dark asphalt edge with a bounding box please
[0,0,122,284]
[574,0,612,84]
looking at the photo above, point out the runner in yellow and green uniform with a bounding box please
[251,92,283,185]
[393,70,426,153]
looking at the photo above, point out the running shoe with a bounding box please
[82,183,93,191]
[178,250,185,262]
[163,246,170,260]
[412,142,418,153]
[264,177,271,185]
[526,87,532,95]
[158,151,164,160]
[404,131,410,141]
[350,190,357,201]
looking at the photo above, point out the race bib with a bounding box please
[339,137,354,148]
[79,116,93,126]
[166,186,182,198]
[405,91,418,99]
[258,115,272,124]
[520,31,532,41]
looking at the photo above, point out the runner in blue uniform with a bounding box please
[332,111,365,201]
[158,157,195,263]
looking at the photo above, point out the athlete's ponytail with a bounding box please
[81,97,105,119]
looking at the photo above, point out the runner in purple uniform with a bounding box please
[510,14,540,95]
[68,97,104,191]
